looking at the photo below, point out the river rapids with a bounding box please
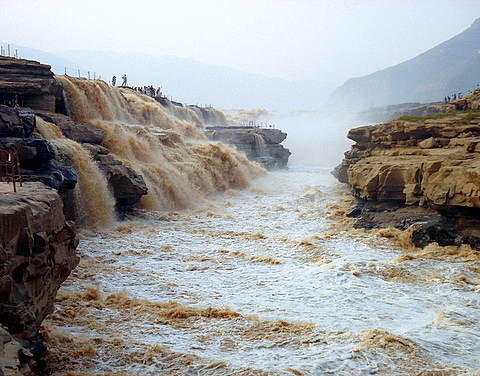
[43,167,480,375]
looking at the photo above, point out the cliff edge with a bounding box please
[0,183,79,374]
[336,89,480,249]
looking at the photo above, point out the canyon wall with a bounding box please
[0,183,79,374]
[336,89,480,248]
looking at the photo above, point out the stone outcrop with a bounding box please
[36,111,148,214]
[336,89,480,248]
[0,105,77,195]
[0,182,79,373]
[206,126,291,169]
[0,57,57,112]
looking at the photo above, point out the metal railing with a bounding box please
[0,147,23,192]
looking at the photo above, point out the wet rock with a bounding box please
[0,136,79,194]
[100,162,148,213]
[0,105,35,138]
[36,112,104,144]
[206,126,291,169]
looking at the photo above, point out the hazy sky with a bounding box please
[1,0,480,86]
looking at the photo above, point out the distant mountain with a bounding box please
[330,17,480,111]
[0,42,334,111]
[0,42,83,75]
[53,50,334,111]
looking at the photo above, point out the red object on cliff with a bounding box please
[0,147,22,192]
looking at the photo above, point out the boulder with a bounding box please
[100,163,148,213]
[0,105,35,138]
[36,112,104,144]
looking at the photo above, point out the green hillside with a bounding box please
[331,17,480,111]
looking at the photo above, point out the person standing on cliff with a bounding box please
[112,76,116,86]
[121,74,128,86]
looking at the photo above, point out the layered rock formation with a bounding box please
[356,101,444,124]
[0,182,79,374]
[0,56,57,112]
[206,126,291,169]
[336,89,480,248]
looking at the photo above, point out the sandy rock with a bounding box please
[337,89,480,248]
[0,57,56,112]
[0,182,79,341]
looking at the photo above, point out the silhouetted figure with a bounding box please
[112,76,116,86]
[121,74,128,86]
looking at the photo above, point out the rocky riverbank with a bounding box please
[335,89,480,249]
[0,183,78,375]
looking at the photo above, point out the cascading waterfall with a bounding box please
[253,132,267,157]
[35,117,116,229]
[56,76,265,213]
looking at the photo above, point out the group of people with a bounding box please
[133,85,162,98]
[111,74,128,87]
[444,85,480,104]
[444,93,463,103]
[110,75,162,98]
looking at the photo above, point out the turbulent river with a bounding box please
[43,167,480,375]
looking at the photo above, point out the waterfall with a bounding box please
[35,117,116,229]
[56,76,265,212]
[254,133,267,157]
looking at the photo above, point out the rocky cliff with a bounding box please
[0,56,57,112]
[206,126,291,169]
[0,183,79,374]
[336,89,480,248]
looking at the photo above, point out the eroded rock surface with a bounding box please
[337,89,480,248]
[0,183,78,374]
[0,56,57,112]
[206,126,291,169]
